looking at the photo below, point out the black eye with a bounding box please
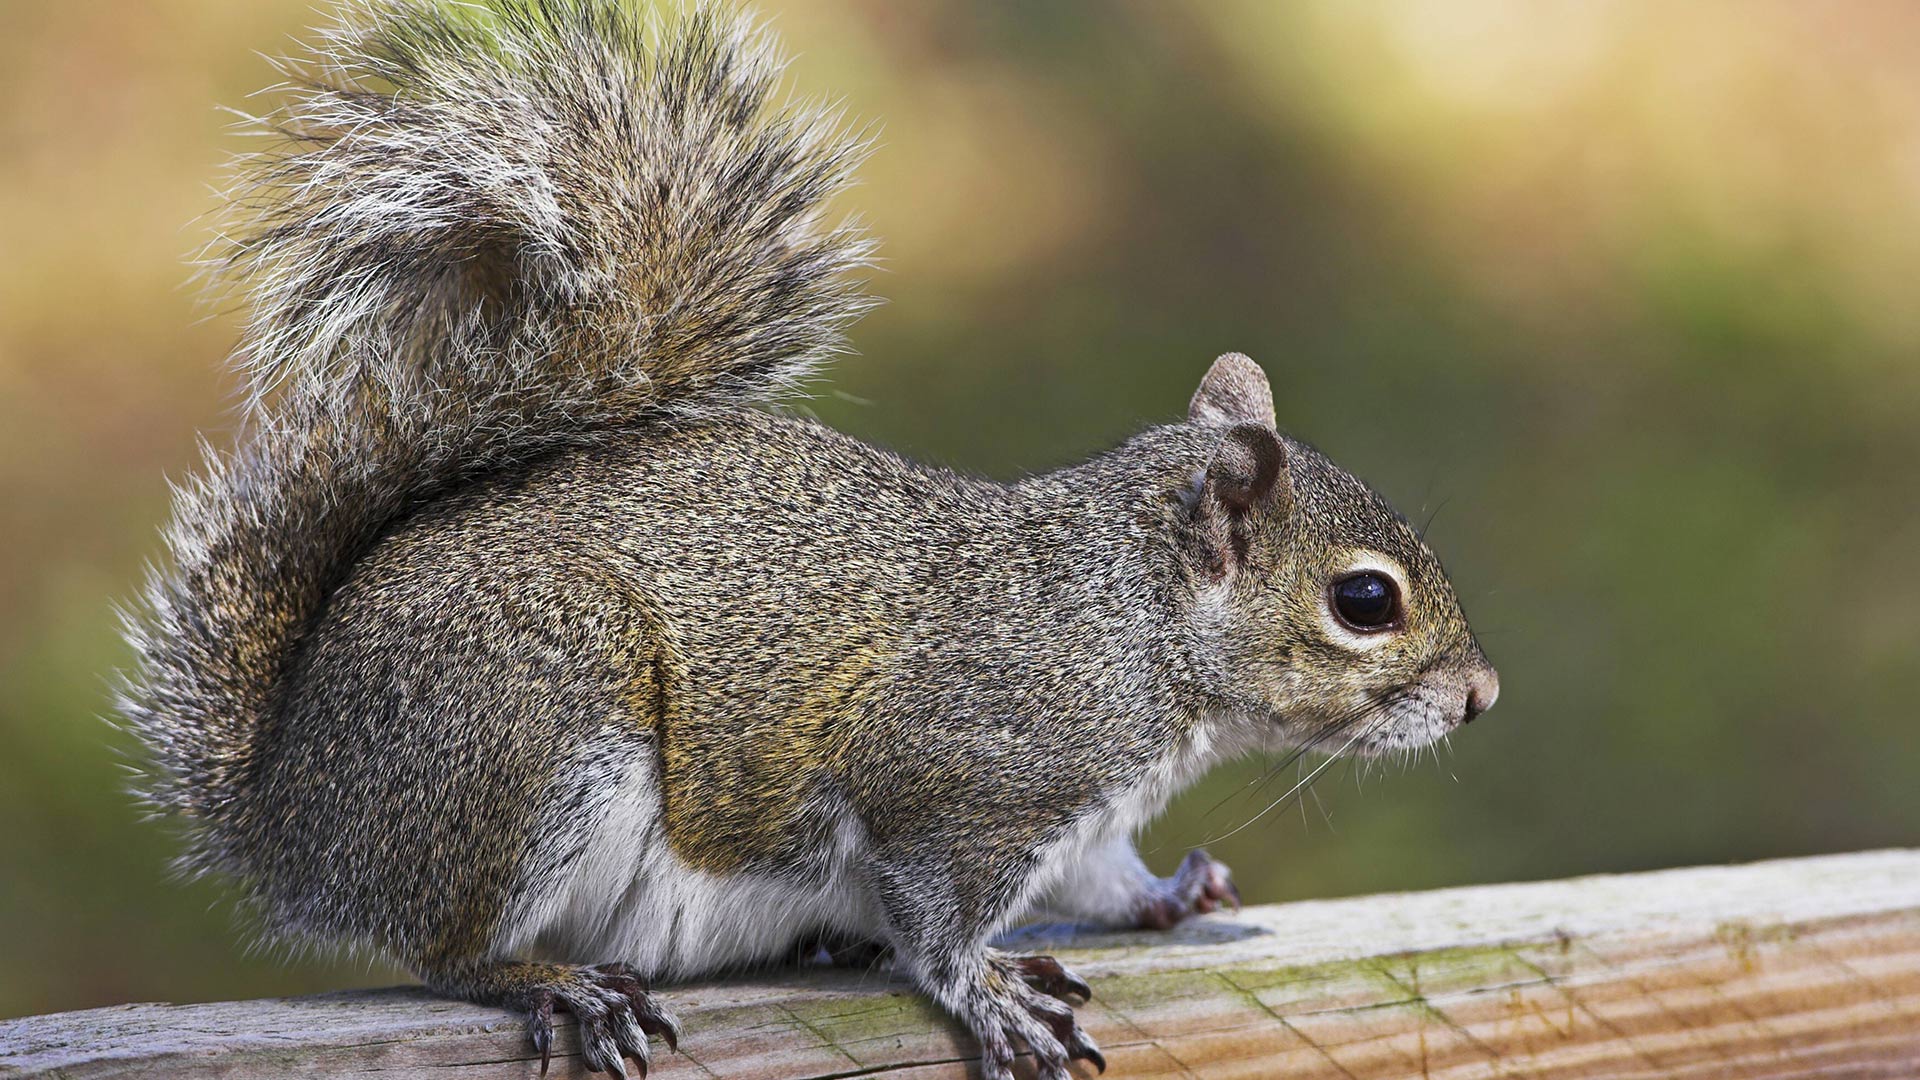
[1330,572,1400,631]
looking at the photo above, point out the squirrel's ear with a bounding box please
[1185,423,1288,575]
[1189,352,1276,429]
[1207,423,1288,514]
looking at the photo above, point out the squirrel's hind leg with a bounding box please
[424,959,679,1078]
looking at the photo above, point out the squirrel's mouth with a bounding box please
[1262,684,1448,759]
[1340,683,1473,758]
[1272,680,1471,760]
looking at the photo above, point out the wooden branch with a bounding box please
[5,849,1918,1078]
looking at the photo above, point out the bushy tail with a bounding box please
[118,0,874,877]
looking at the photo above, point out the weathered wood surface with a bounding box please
[4,849,1918,1079]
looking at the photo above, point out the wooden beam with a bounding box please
[5,849,1918,1078]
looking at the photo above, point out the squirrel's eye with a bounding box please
[1330,572,1400,632]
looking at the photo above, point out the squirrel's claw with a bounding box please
[1034,988,1106,1074]
[1013,954,1093,1004]
[969,951,1101,1080]
[1135,848,1239,929]
[1189,846,1242,913]
[515,963,678,1078]
[1067,1031,1108,1075]
[529,989,556,1077]
[591,963,680,1054]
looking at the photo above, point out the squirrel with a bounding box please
[117,2,1499,1078]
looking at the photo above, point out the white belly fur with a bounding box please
[498,759,880,980]
[500,721,1226,974]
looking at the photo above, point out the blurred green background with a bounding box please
[3,0,1917,1019]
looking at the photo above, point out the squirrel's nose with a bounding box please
[1462,665,1500,724]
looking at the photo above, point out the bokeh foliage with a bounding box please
[2,0,1916,1018]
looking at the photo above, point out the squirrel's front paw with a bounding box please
[1134,848,1241,930]
[963,950,1105,1080]
[519,962,680,1078]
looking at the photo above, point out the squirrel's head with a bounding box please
[1177,353,1498,757]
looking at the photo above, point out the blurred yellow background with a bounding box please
[3,1,1918,1018]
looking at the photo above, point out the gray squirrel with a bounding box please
[117,2,1499,1077]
